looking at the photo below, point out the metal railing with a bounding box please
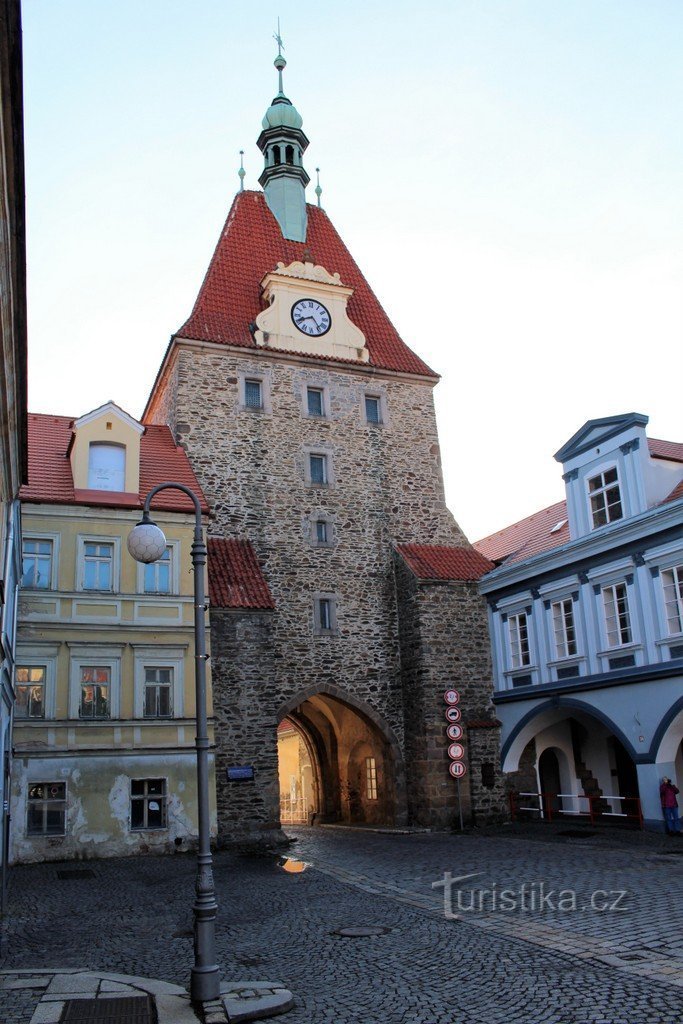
[280,794,308,825]
[509,790,643,829]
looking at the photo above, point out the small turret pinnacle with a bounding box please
[238,150,245,192]
[273,19,286,95]
[315,167,322,208]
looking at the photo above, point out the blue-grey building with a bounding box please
[475,414,683,831]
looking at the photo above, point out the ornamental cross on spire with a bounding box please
[273,18,284,57]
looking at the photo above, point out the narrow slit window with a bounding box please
[365,757,378,800]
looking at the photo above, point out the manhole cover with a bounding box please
[60,995,152,1022]
[333,925,391,937]
[557,830,597,838]
[56,869,96,880]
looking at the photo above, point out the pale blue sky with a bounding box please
[22,1,683,538]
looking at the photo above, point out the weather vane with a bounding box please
[238,150,245,193]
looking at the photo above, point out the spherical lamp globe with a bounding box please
[127,520,168,564]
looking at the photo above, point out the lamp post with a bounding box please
[127,482,220,1004]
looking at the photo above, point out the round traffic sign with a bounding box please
[446,723,463,741]
[448,743,464,760]
[443,689,460,705]
[445,706,461,723]
[449,761,467,779]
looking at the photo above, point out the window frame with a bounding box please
[76,535,121,593]
[130,777,168,831]
[365,756,378,800]
[14,665,47,720]
[26,781,67,837]
[551,598,578,660]
[587,465,624,530]
[132,647,185,719]
[601,581,632,648]
[87,441,126,492]
[308,512,335,548]
[20,532,59,591]
[136,540,180,596]
[661,564,683,637]
[305,385,328,419]
[68,650,122,719]
[238,370,272,414]
[508,611,531,669]
[15,645,59,719]
[304,446,335,487]
[362,389,388,427]
[363,394,383,426]
[313,593,338,636]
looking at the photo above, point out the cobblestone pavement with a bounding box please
[1,824,681,1023]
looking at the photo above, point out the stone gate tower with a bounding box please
[144,45,506,846]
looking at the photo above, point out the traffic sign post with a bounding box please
[443,688,466,830]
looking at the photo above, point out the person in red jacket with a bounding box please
[660,777,681,835]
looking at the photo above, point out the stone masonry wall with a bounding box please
[147,343,477,841]
[395,555,508,827]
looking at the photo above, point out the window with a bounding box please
[79,666,110,719]
[15,666,46,719]
[364,395,382,425]
[244,378,263,410]
[588,467,623,528]
[83,542,113,591]
[143,546,172,594]
[508,613,531,668]
[307,387,325,418]
[315,519,328,544]
[602,583,632,647]
[552,599,577,659]
[319,598,332,630]
[309,454,327,485]
[88,443,125,492]
[661,565,683,635]
[21,539,53,589]
[144,667,173,718]
[365,757,378,800]
[131,778,167,830]
[27,782,66,836]
[314,594,338,635]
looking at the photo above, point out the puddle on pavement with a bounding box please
[278,856,310,874]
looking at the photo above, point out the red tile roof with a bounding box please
[397,543,494,581]
[649,438,683,463]
[207,538,275,610]
[474,500,569,565]
[20,413,209,514]
[475,440,683,567]
[175,190,437,378]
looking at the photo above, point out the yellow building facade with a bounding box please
[11,402,215,862]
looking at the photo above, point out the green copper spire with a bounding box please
[256,25,310,242]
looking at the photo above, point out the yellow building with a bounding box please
[11,402,215,862]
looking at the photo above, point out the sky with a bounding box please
[21,1,683,540]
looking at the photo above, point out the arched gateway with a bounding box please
[277,685,407,828]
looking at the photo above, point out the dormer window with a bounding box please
[588,467,623,529]
[88,443,125,492]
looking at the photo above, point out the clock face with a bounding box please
[291,298,331,337]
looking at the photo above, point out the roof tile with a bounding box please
[20,413,209,514]
[397,543,494,581]
[176,190,437,379]
[207,538,275,610]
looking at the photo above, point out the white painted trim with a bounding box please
[68,650,122,720]
[132,646,185,719]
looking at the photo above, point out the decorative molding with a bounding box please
[619,438,640,455]
[578,572,589,585]
[633,552,645,567]
[562,469,578,482]
[530,587,540,600]
[272,260,343,286]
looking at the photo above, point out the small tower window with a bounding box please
[285,145,294,165]
[88,443,125,492]
[272,145,282,166]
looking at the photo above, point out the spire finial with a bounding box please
[238,150,245,192]
[273,18,286,95]
[315,167,322,208]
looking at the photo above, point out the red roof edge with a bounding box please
[207,538,275,610]
[396,543,494,582]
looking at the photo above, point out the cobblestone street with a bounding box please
[1,825,682,1023]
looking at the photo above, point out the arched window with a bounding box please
[272,145,281,165]
[285,145,294,165]
[88,443,125,491]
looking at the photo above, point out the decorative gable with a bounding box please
[69,401,143,495]
[554,413,649,463]
[254,259,369,362]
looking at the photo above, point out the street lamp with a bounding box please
[127,482,220,1004]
